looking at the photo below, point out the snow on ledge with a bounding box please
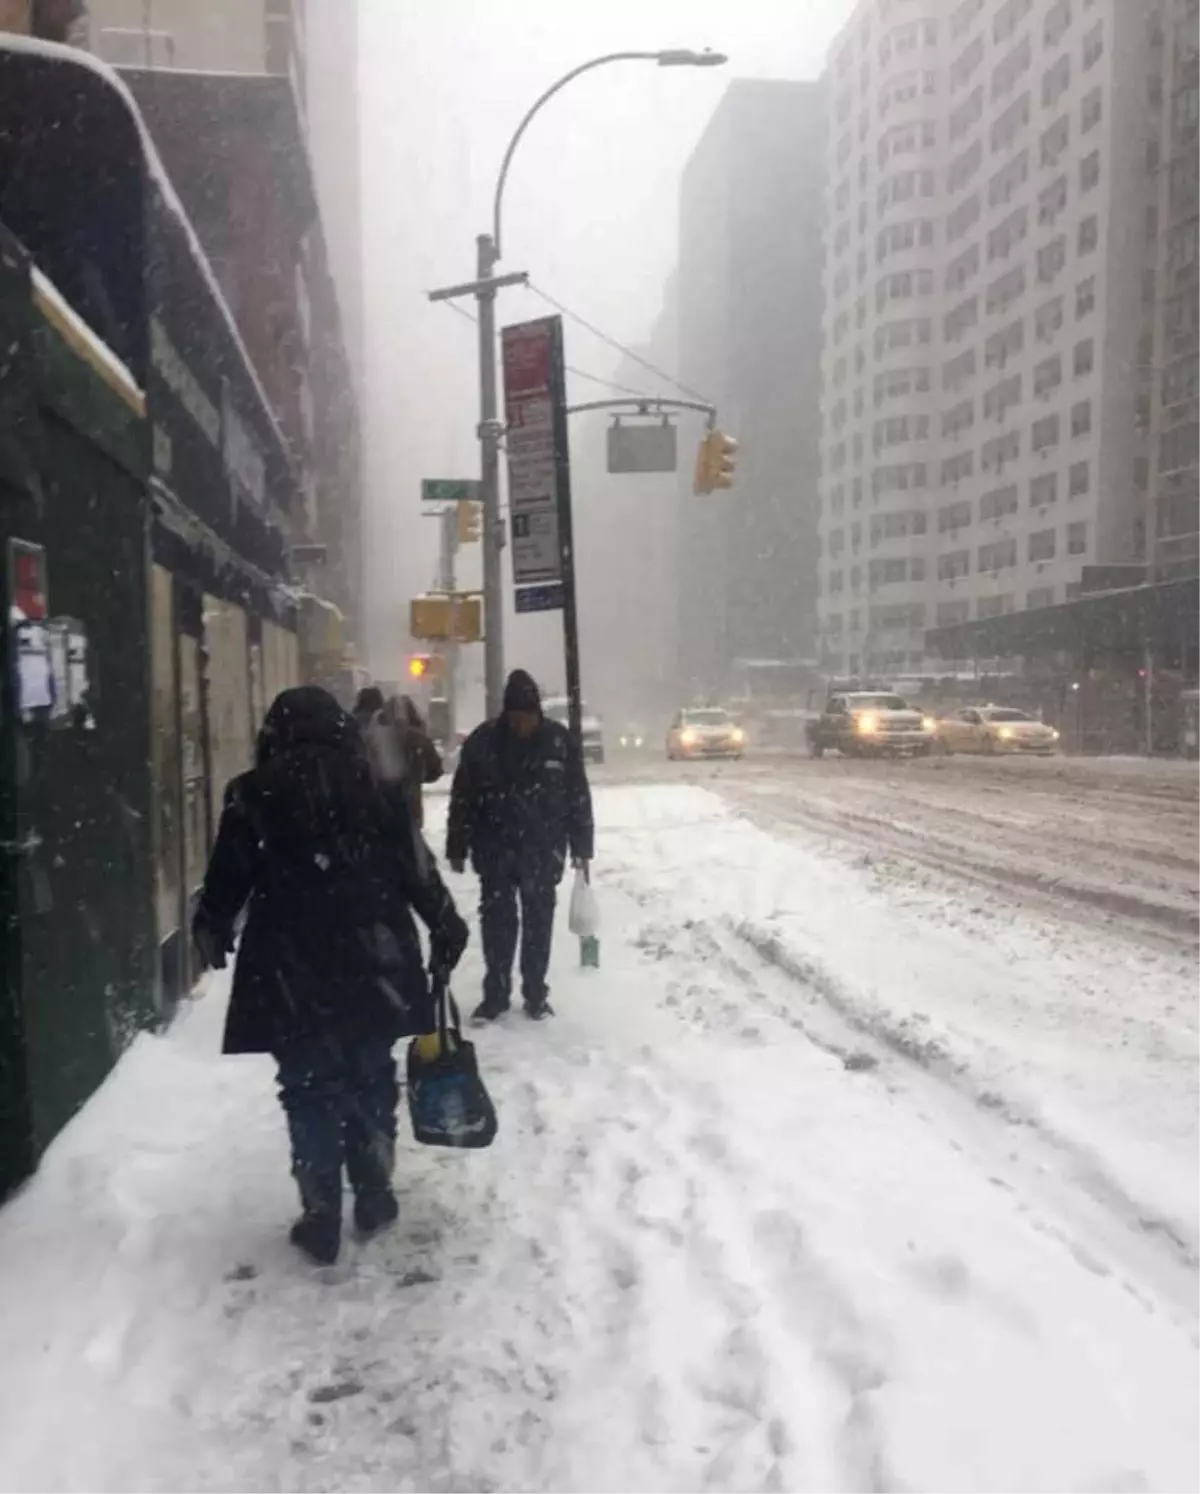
[0,32,292,465]
[31,265,144,411]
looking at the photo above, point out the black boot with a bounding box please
[290,1169,342,1265]
[289,1210,341,1266]
[472,994,511,1023]
[524,995,554,1021]
[354,1189,399,1238]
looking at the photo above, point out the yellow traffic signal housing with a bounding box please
[693,429,738,494]
[710,431,737,490]
[410,593,483,643]
[457,500,482,544]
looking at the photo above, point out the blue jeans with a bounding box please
[275,1035,398,1216]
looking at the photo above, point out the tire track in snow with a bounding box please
[600,851,1198,1330]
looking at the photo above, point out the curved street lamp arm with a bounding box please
[491,51,660,258]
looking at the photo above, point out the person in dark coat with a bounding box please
[446,669,593,1022]
[193,686,468,1265]
[352,684,385,732]
[365,693,444,830]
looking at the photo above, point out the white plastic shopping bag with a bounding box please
[568,866,600,938]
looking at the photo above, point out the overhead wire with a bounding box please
[436,296,663,402]
[525,280,712,405]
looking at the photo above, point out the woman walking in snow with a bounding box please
[192,686,468,1265]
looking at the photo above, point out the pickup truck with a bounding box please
[807,691,936,759]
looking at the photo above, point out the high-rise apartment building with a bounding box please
[817,0,1184,678]
[1146,0,1199,579]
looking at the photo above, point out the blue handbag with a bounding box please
[406,973,498,1149]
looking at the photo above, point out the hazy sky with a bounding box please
[358,0,855,684]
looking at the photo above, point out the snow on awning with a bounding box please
[31,266,144,416]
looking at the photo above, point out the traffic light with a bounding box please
[693,429,738,494]
[457,500,482,544]
[407,654,432,680]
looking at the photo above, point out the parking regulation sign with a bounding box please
[501,317,568,589]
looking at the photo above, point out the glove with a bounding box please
[193,912,232,972]
[430,908,469,975]
[448,858,466,875]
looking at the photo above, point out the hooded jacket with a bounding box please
[195,687,459,1055]
[446,670,594,872]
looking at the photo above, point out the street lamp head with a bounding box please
[656,48,728,68]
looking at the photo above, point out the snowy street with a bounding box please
[0,781,1196,1492]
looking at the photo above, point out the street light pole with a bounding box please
[432,48,726,720]
[474,231,505,719]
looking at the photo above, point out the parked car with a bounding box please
[935,705,1060,755]
[542,695,605,764]
[616,726,647,750]
[807,691,935,758]
[667,706,746,760]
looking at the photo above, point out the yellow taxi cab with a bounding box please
[667,706,746,760]
[935,705,1060,755]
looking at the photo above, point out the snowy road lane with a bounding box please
[0,785,1195,1493]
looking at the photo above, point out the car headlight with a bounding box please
[732,727,745,744]
[1050,728,1060,741]
[680,728,697,746]
[998,726,1014,741]
[619,735,628,747]
[855,712,879,735]
[921,716,936,733]
[635,735,644,748]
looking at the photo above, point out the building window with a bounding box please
[938,499,973,532]
[1034,354,1063,395]
[1071,399,1092,437]
[1082,20,1103,70]
[979,537,1018,571]
[1030,472,1058,507]
[1036,235,1067,283]
[1033,413,1061,450]
[1082,86,1102,133]
[1041,54,1070,110]
[1040,113,1069,167]
[1038,173,1068,226]
[1073,338,1094,376]
[977,593,1017,618]
[1028,528,1057,561]
[938,549,971,579]
[1067,521,1088,555]
[1035,295,1065,341]
[1078,215,1099,254]
[1159,422,1200,473]
[1027,586,1056,609]
[1069,460,1090,495]
[980,483,1019,519]
[942,450,975,483]
[1080,149,1100,192]
[1076,274,1096,317]
[1044,0,1071,48]
[938,600,971,626]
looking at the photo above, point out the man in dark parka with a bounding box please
[193,686,467,1265]
[446,669,593,1022]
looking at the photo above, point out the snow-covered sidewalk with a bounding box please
[0,785,1195,1493]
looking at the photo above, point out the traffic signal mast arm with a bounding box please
[559,396,737,496]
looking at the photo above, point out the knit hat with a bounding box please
[503,669,542,714]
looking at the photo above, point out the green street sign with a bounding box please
[421,478,480,504]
